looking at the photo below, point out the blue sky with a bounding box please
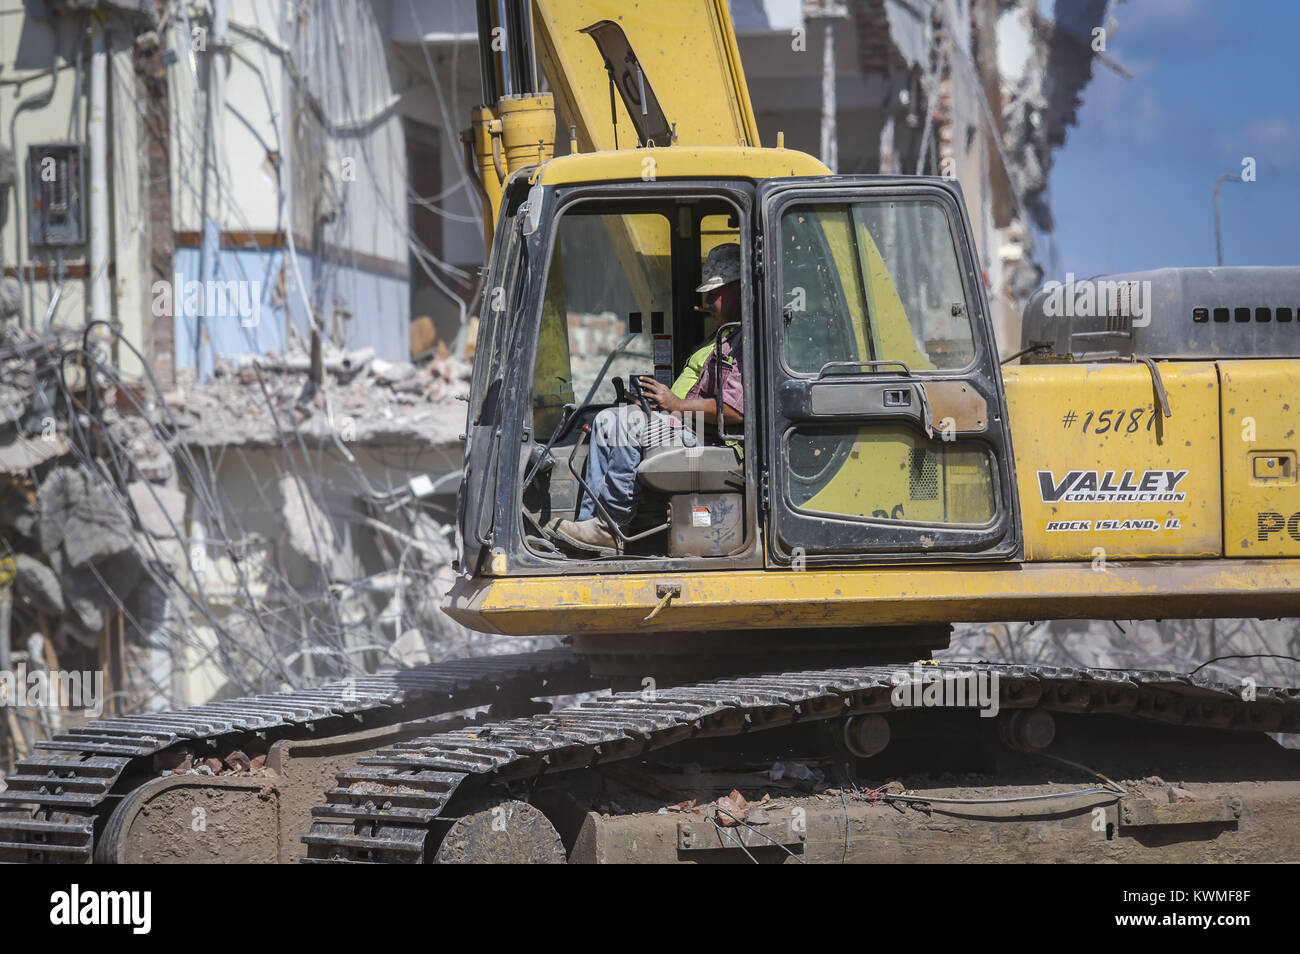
[1048,0,1300,277]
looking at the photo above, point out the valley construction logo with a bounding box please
[891,664,1000,717]
[1038,469,1189,504]
[50,885,151,935]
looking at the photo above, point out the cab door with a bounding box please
[758,178,1020,564]
[457,184,532,575]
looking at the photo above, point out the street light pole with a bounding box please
[806,0,848,174]
[1214,173,1242,266]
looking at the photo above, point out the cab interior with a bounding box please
[519,194,754,562]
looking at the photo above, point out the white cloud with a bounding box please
[1215,116,1300,170]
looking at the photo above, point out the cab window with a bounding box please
[531,211,672,435]
[780,199,976,375]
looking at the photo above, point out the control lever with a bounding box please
[626,374,653,417]
[613,375,653,417]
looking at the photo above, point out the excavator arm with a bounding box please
[467,0,761,251]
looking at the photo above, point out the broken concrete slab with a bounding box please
[38,466,134,567]
[13,553,63,616]
[107,412,174,483]
[0,382,28,426]
[389,628,431,668]
[280,473,337,565]
[0,428,69,474]
[49,543,143,635]
[58,560,108,633]
[127,481,186,539]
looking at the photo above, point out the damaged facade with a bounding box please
[0,0,1117,773]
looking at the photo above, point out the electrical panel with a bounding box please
[27,142,86,247]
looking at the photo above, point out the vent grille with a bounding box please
[909,448,939,501]
[1196,306,1294,323]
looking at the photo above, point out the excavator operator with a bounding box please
[553,242,745,553]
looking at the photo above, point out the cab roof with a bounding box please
[527,146,831,187]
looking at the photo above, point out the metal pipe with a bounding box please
[88,23,110,326]
[503,0,524,93]
[475,0,498,102]
[197,0,229,379]
[495,0,513,96]
[819,20,838,173]
[1214,173,1241,266]
[9,38,61,327]
[518,0,537,93]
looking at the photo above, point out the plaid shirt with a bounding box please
[685,328,743,414]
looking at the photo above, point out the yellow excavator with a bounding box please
[447,0,1300,649]
[4,0,1300,865]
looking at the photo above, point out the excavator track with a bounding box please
[304,661,1300,863]
[0,649,598,863]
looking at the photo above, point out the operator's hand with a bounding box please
[637,376,681,413]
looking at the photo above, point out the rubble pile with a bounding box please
[164,345,470,447]
[0,329,539,771]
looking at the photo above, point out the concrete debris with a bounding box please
[58,560,110,634]
[0,430,69,475]
[280,473,337,565]
[168,347,470,448]
[1,322,516,748]
[714,789,750,827]
[0,277,20,321]
[0,380,28,426]
[13,554,63,616]
[106,412,174,483]
[389,628,431,668]
[158,748,274,778]
[999,5,1109,233]
[1168,786,1197,804]
[154,748,192,773]
[85,549,144,610]
[745,805,771,825]
[370,358,416,384]
[38,466,134,567]
[768,761,824,784]
[236,346,376,378]
[127,481,185,539]
[224,749,251,773]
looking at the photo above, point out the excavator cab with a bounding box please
[472,181,755,568]
[457,161,1022,580]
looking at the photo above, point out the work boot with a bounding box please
[553,517,620,555]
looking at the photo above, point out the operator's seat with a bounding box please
[636,444,742,494]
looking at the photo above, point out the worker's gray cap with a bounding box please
[696,243,741,293]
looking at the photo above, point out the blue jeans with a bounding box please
[577,405,699,525]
